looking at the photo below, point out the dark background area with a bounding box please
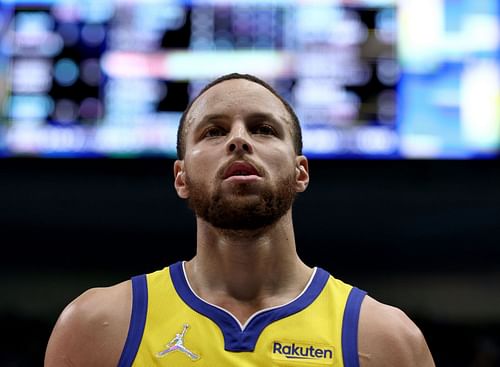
[1,157,500,366]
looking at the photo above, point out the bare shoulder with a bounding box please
[358,295,435,367]
[45,280,132,367]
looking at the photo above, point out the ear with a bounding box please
[173,160,189,199]
[294,155,309,193]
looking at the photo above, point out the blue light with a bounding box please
[54,58,79,86]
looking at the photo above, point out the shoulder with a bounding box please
[45,280,132,367]
[357,295,435,367]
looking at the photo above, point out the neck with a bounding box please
[184,211,313,324]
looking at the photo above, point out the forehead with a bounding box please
[186,79,290,129]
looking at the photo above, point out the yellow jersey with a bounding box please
[118,261,366,367]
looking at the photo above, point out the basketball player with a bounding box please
[45,73,435,366]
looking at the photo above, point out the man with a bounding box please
[45,73,435,366]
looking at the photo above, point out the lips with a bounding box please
[223,161,261,179]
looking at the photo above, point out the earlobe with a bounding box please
[295,156,309,193]
[173,160,189,199]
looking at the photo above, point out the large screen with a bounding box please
[0,0,498,158]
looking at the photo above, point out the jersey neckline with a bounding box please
[169,261,330,352]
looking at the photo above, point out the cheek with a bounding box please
[184,151,217,185]
[189,147,204,159]
[261,147,296,177]
[187,146,210,167]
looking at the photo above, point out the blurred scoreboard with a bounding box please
[0,0,498,158]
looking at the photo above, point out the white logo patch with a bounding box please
[156,324,200,361]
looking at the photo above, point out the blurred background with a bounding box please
[1,0,499,366]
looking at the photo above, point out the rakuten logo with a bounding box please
[272,341,334,364]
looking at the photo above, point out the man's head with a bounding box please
[176,73,302,160]
[173,73,309,231]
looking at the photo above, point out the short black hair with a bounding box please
[176,73,302,159]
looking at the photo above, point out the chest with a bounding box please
[134,306,343,367]
[120,264,362,367]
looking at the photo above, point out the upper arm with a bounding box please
[358,296,435,367]
[44,281,132,367]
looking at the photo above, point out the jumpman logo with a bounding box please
[156,324,200,360]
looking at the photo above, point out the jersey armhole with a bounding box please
[341,287,367,367]
[117,274,148,367]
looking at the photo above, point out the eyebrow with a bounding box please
[200,113,230,124]
[247,112,290,127]
[188,114,229,135]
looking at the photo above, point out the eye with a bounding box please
[203,126,226,138]
[253,124,277,136]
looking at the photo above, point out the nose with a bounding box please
[226,124,253,154]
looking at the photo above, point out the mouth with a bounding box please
[222,161,261,180]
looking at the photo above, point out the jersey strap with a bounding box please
[341,287,367,367]
[117,274,148,367]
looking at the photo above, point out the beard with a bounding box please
[186,173,297,231]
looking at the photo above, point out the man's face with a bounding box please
[174,79,309,230]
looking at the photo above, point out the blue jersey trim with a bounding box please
[341,287,367,367]
[170,261,330,352]
[117,274,148,367]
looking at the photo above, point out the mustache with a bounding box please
[217,158,264,179]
